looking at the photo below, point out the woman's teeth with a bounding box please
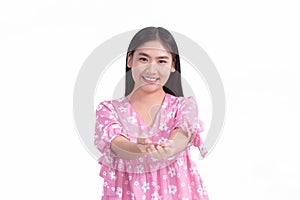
[143,76,158,82]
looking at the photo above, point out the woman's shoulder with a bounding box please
[167,93,196,106]
[96,96,127,111]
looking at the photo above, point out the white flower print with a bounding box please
[182,110,190,115]
[181,198,189,200]
[118,163,123,170]
[116,187,122,198]
[155,163,161,169]
[109,171,116,180]
[141,194,146,200]
[131,192,135,200]
[115,97,124,102]
[200,144,208,157]
[158,137,167,144]
[108,113,115,119]
[118,106,127,112]
[151,156,159,162]
[167,110,176,118]
[177,158,183,166]
[167,155,176,161]
[168,167,176,177]
[199,185,208,196]
[197,185,204,195]
[162,102,168,109]
[124,180,128,185]
[126,164,132,171]
[105,156,113,164]
[162,175,167,180]
[96,103,103,111]
[151,191,160,200]
[168,185,177,195]
[134,181,139,186]
[181,182,185,187]
[138,157,144,163]
[188,185,191,193]
[111,124,121,129]
[103,181,108,187]
[189,166,197,175]
[141,182,150,193]
[97,123,104,131]
[136,165,144,173]
[159,122,168,131]
[127,116,137,124]
[203,186,208,195]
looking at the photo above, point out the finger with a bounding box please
[156,145,168,159]
[137,138,152,144]
[165,140,174,147]
[164,147,173,157]
[144,139,152,144]
[136,144,147,153]
[150,144,157,152]
[149,149,160,159]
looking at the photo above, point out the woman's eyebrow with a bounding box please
[137,52,170,59]
[137,52,150,57]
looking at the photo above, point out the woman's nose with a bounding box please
[145,63,158,74]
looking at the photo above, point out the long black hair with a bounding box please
[125,27,184,97]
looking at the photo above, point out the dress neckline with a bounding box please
[125,93,169,128]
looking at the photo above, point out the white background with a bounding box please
[1,0,299,199]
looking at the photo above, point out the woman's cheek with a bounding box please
[131,66,145,82]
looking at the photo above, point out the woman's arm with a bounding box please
[110,128,190,160]
[168,128,191,154]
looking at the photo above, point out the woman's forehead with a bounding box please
[136,40,169,51]
[134,48,172,59]
[135,42,171,56]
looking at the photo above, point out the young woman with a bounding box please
[94,27,208,200]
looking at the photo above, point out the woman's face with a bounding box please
[127,40,175,95]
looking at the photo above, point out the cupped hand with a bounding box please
[136,138,155,153]
[147,140,175,160]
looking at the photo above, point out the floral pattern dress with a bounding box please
[94,93,209,200]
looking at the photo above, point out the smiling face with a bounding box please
[127,40,175,96]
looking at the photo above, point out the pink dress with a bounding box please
[94,93,209,200]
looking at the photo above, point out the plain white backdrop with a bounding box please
[1,0,299,199]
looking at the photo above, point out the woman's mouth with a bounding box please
[142,76,159,83]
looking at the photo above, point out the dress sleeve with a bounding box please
[94,101,129,156]
[174,96,208,158]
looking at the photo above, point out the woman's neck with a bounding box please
[127,89,166,106]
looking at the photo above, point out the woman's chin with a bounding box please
[137,84,163,94]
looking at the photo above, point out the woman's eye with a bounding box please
[159,60,167,64]
[139,57,148,62]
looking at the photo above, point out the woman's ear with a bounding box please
[127,53,133,68]
[171,62,176,72]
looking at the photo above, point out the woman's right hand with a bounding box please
[136,138,153,153]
